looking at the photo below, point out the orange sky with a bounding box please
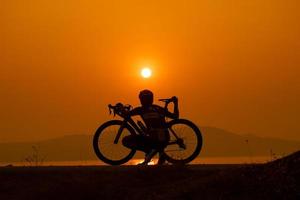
[1,0,300,142]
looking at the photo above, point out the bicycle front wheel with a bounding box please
[93,120,136,165]
[164,119,202,164]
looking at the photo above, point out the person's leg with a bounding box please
[157,151,167,165]
[137,135,160,165]
[122,135,151,153]
[138,130,170,165]
[123,135,156,165]
[138,149,158,165]
[157,131,170,165]
[122,135,136,149]
[138,129,171,165]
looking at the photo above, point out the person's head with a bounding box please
[139,89,153,107]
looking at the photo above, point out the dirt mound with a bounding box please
[258,150,300,198]
[185,151,300,199]
[264,150,300,182]
[267,150,300,170]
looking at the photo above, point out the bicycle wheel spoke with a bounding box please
[164,120,202,164]
[93,122,135,164]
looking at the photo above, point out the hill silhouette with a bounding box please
[201,127,300,157]
[0,127,299,163]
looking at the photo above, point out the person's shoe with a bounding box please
[157,152,167,165]
[137,149,157,166]
[137,161,148,166]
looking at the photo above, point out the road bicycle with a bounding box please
[93,98,203,165]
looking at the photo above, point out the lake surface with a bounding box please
[1,156,272,166]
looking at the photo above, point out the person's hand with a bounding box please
[171,96,178,103]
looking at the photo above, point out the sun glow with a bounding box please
[141,67,152,78]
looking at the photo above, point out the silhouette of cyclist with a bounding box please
[122,89,179,165]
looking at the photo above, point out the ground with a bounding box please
[0,151,299,200]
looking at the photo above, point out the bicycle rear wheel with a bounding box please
[93,120,136,165]
[164,119,202,164]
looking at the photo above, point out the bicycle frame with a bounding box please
[113,116,182,147]
[110,98,182,147]
[113,117,142,144]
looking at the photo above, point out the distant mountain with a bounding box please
[200,127,300,157]
[0,127,299,162]
[0,135,96,163]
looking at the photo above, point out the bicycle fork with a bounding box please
[113,121,127,144]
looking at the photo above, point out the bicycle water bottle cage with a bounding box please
[137,120,147,135]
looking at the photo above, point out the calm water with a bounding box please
[1,156,272,166]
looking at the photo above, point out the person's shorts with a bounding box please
[122,129,170,152]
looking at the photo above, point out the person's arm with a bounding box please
[129,107,142,117]
[164,97,179,119]
[173,96,179,118]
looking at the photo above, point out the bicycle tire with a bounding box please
[93,120,136,165]
[164,119,203,165]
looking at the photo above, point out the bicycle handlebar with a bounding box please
[108,97,177,116]
[108,103,132,117]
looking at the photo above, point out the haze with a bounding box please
[1,0,299,142]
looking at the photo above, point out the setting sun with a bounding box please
[141,67,152,78]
